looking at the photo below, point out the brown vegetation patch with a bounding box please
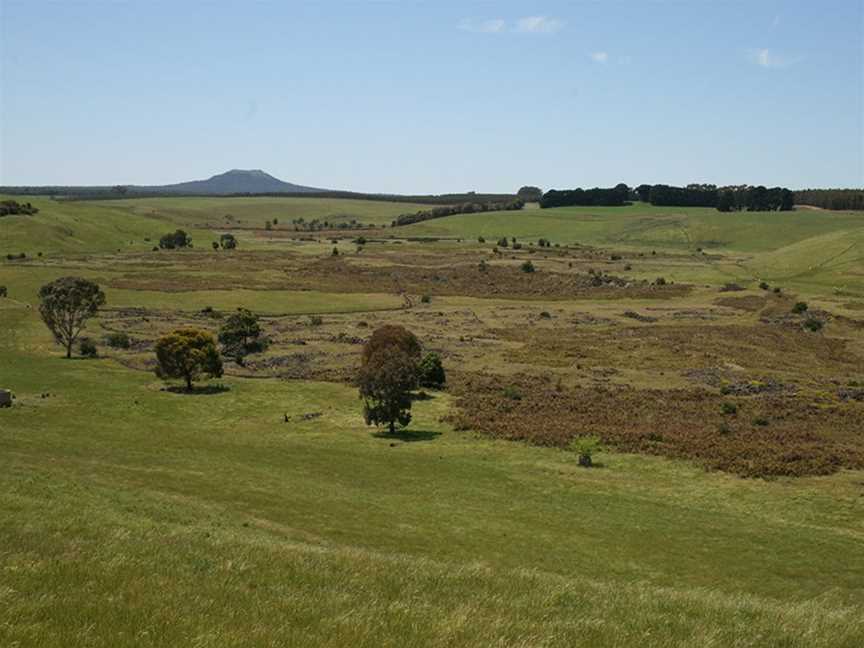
[497,323,859,381]
[715,295,768,312]
[282,257,689,301]
[446,372,864,477]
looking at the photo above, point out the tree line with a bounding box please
[794,189,864,211]
[646,184,793,211]
[392,199,524,227]
[539,185,629,208]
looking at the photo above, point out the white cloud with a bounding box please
[458,18,506,33]
[772,15,781,28]
[748,48,799,69]
[515,16,563,33]
[590,51,609,63]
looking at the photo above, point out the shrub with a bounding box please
[497,237,508,248]
[106,332,131,349]
[308,315,323,327]
[654,277,667,286]
[759,281,770,290]
[521,260,535,273]
[212,241,219,250]
[569,436,601,467]
[803,317,824,332]
[420,294,431,304]
[477,236,485,243]
[79,338,98,358]
[418,352,446,388]
[792,302,809,314]
[539,311,551,319]
[721,402,738,416]
[0,286,6,298]
[753,417,769,427]
[503,385,522,400]
[512,242,523,250]
[355,236,367,245]
[220,233,238,249]
[478,259,488,272]
[332,246,339,256]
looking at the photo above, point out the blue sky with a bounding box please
[1,0,861,193]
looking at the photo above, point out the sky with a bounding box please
[1,0,862,193]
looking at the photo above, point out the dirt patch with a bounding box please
[446,372,864,478]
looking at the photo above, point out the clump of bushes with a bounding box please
[569,436,601,467]
[159,229,191,249]
[0,286,7,298]
[420,294,431,304]
[106,332,131,349]
[521,260,535,273]
[0,200,39,216]
[759,281,770,291]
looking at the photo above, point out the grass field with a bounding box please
[2,195,863,646]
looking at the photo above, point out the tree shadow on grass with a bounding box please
[372,429,441,443]
[163,384,231,396]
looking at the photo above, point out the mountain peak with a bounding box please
[139,169,326,195]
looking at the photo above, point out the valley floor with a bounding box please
[1,196,863,646]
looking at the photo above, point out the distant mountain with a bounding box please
[133,169,326,195]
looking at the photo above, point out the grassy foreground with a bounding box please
[2,305,863,647]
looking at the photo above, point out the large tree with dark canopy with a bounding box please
[517,186,543,202]
[38,277,106,358]
[357,325,422,434]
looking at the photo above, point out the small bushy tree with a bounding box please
[220,233,238,249]
[418,352,446,388]
[218,308,264,363]
[155,329,223,391]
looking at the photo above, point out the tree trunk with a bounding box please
[389,420,395,435]
[186,375,193,391]
[66,341,72,359]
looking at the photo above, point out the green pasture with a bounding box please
[1,305,863,647]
